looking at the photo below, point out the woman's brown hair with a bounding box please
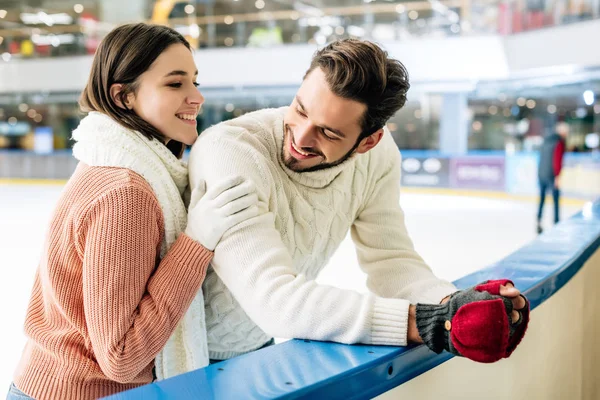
[79,23,192,157]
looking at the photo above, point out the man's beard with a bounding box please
[282,124,361,173]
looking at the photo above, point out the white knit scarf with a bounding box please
[72,111,209,380]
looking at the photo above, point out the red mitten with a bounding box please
[416,279,530,363]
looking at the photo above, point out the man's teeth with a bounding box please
[176,114,196,120]
[292,142,313,156]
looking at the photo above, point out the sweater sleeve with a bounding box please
[190,129,414,347]
[553,140,565,177]
[78,184,212,383]
[351,148,458,305]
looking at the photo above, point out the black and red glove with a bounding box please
[416,279,529,363]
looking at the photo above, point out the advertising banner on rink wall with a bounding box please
[400,150,599,200]
[398,150,599,200]
[401,156,450,188]
[449,156,506,191]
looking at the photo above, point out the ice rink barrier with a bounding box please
[105,198,600,400]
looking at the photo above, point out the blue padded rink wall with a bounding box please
[104,199,600,400]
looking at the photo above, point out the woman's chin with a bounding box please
[183,134,198,146]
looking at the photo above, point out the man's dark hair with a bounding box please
[304,39,410,140]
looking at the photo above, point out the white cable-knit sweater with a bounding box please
[188,107,457,361]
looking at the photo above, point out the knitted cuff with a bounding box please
[370,297,410,346]
[415,302,452,355]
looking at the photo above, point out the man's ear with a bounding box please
[109,84,133,110]
[356,128,384,154]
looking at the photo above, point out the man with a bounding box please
[537,122,568,234]
[186,39,528,368]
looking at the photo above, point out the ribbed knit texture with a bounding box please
[415,302,452,354]
[71,112,211,379]
[188,107,458,361]
[13,164,213,400]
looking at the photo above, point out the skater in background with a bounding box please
[537,121,568,234]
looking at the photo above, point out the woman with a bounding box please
[8,23,258,400]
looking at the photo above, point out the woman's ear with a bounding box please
[109,83,133,110]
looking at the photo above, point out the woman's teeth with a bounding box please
[176,114,196,120]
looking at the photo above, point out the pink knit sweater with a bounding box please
[13,163,212,400]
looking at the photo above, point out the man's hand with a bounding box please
[418,279,530,363]
[500,282,527,323]
[441,282,526,323]
[554,175,561,189]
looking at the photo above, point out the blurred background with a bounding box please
[1,0,600,391]
[0,0,598,199]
